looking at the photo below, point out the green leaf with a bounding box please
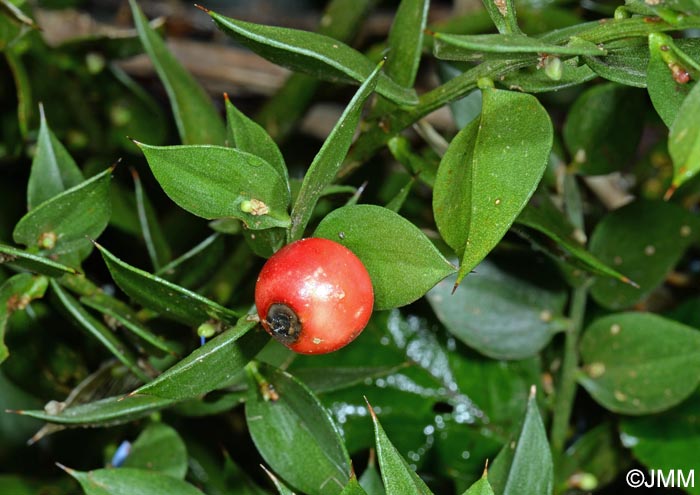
[583,39,649,88]
[426,259,567,360]
[0,243,78,277]
[499,59,596,93]
[155,233,224,289]
[64,466,205,495]
[136,143,290,230]
[488,388,552,495]
[27,104,84,210]
[366,401,433,495]
[563,83,645,175]
[5,51,32,140]
[11,394,176,426]
[516,191,634,285]
[556,423,626,491]
[246,363,352,495]
[262,465,297,495]
[433,33,605,61]
[384,0,428,88]
[461,471,494,495]
[80,292,179,356]
[358,455,384,495]
[433,88,552,285]
[133,169,171,271]
[314,205,455,310]
[479,0,519,34]
[0,0,37,30]
[128,0,225,145]
[133,320,267,400]
[97,242,241,327]
[292,365,406,395]
[647,34,699,128]
[206,10,417,107]
[122,423,188,479]
[13,168,112,263]
[620,394,700,495]
[289,63,381,241]
[225,94,288,188]
[579,312,700,415]
[669,76,700,193]
[589,200,698,309]
[50,280,149,382]
[340,478,369,495]
[0,273,47,363]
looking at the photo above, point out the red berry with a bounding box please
[254,238,374,354]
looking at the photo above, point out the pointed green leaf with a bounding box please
[314,205,455,310]
[155,233,223,288]
[384,0,429,88]
[225,94,288,188]
[340,478,370,495]
[0,244,78,277]
[80,292,179,356]
[367,402,433,495]
[358,455,384,495]
[589,200,698,309]
[122,423,188,479]
[137,143,290,230]
[128,0,225,145]
[50,280,149,382]
[64,466,205,495]
[5,51,32,140]
[563,83,645,175]
[433,33,605,61]
[583,39,649,88]
[499,59,596,94]
[479,0,519,34]
[669,77,700,192]
[97,242,241,327]
[262,465,297,495]
[13,168,112,262]
[461,471,494,495]
[0,273,47,363]
[579,313,700,415]
[426,260,567,360]
[206,10,417,107]
[289,63,381,240]
[27,105,84,210]
[133,170,171,271]
[133,320,267,400]
[433,88,552,285]
[254,0,375,142]
[516,191,633,285]
[489,388,552,495]
[11,394,176,426]
[246,363,352,495]
[647,33,698,128]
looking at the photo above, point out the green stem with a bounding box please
[550,282,589,459]
[339,15,700,178]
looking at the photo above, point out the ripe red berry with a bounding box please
[254,237,374,354]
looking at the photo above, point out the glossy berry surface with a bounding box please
[254,237,374,354]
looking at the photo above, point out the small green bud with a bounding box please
[197,322,217,339]
[38,231,57,250]
[477,77,495,90]
[544,56,563,81]
[85,52,105,74]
